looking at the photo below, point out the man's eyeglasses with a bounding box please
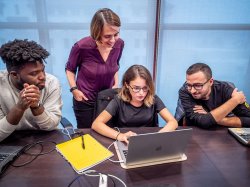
[185,79,210,91]
[129,85,149,93]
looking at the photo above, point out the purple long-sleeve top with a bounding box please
[66,36,124,101]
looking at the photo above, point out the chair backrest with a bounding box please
[152,108,159,127]
[174,98,186,126]
[94,88,120,127]
[175,81,235,126]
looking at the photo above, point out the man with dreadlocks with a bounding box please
[0,39,62,142]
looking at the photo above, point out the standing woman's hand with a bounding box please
[66,70,89,101]
[72,89,88,101]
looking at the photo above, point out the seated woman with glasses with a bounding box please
[92,65,178,144]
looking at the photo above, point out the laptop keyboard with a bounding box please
[122,150,128,158]
[0,154,9,162]
[239,134,250,142]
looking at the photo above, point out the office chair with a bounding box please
[94,88,120,127]
[174,98,186,126]
[60,117,73,128]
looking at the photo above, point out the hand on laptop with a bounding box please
[117,131,137,144]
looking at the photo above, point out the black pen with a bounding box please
[81,135,85,149]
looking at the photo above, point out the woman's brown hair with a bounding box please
[119,65,155,107]
[90,8,121,41]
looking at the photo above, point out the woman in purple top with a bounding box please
[65,8,124,128]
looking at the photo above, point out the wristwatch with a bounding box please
[70,86,78,92]
[30,102,42,109]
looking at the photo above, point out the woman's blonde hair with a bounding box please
[90,8,121,41]
[119,65,155,107]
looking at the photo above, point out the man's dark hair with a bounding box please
[186,62,212,80]
[0,39,49,72]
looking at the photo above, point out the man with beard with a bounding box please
[178,62,250,129]
[0,39,62,141]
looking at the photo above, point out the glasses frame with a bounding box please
[128,85,149,93]
[185,79,210,91]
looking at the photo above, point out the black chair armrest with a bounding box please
[60,117,73,129]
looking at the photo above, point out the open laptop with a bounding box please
[0,145,23,174]
[114,128,192,169]
[228,128,250,146]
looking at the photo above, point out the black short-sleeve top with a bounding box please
[105,95,165,127]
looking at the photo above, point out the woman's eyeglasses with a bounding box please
[129,85,149,93]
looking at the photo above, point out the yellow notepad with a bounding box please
[56,134,113,174]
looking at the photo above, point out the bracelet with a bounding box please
[115,132,121,141]
[70,86,78,92]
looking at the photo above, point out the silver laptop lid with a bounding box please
[118,128,192,166]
